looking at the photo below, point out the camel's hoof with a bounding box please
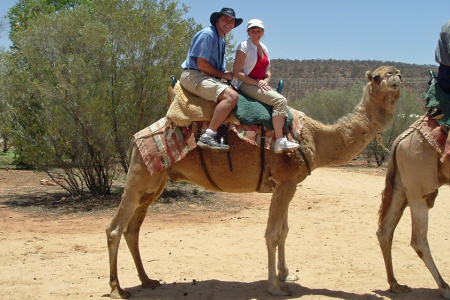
[268,284,292,296]
[142,278,161,289]
[390,283,412,294]
[110,287,131,299]
[280,273,299,282]
[442,288,450,299]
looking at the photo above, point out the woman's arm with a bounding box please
[233,50,271,90]
[264,67,271,83]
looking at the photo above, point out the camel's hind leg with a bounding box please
[106,147,167,299]
[123,189,165,288]
[266,180,297,296]
[409,193,450,298]
[376,178,411,294]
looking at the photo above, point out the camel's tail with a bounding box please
[378,127,416,226]
[378,148,396,226]
[126,137,137,168]
[378,136,402,226]
[378,127,415,226]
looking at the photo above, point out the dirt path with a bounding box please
[1,166,449,300]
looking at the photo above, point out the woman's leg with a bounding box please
[272,115,285,140]
[239,83,299,153]
[239,82,288,136]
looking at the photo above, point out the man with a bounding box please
[180,8,242,150]
[436,19,450,93]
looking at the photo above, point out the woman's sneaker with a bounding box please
[274,137,300,153]
[197,134,229,150]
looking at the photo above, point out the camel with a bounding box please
[106,65,402,299]
[377,116,450,298]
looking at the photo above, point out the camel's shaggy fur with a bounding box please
[106,66,402,299]
[377,120,450,298]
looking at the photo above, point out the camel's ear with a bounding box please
[366,71,373,82]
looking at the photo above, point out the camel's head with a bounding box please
[366,66,402,93]
[362,66,402,128]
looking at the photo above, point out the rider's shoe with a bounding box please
[274,137,300,154]
[197,134,229,150]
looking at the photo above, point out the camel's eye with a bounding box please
[373,75,381,83]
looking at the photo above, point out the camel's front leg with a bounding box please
[277,213,299,282]
[265,180,297,296]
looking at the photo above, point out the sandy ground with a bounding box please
[1,166,450,300]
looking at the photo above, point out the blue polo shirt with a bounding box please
[181,26,226,71]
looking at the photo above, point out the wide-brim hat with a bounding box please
[210,7,243,28]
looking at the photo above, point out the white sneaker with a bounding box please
[274,137,300,154]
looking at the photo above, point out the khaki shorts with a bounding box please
[179,69,230,103]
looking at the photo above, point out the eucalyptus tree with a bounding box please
[1,0,199,195]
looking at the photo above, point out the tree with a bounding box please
[1,0,200,195]
[292,83,364,125]
[7,0,91,36]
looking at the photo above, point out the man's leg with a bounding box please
[197,87,238,150]
[209,87,238,131]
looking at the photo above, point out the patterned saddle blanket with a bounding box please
[410,114,448,161]
[134,109,305,175]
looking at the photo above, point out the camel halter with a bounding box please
[357,110,391,153]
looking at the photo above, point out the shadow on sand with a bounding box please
[102,279,400,300]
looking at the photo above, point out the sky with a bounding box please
[1,0,449,66]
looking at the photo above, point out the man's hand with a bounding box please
[197,57,232,81]
[222,70,234,81]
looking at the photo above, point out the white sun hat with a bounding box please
[247,19,264,29]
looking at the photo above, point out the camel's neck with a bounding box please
[310,91,396,169]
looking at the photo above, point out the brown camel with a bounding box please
[377,117,450,298]
[106,66,402,299]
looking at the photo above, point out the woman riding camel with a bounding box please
[233,19,299,153]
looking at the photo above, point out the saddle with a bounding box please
[162,78,309,191]
[166,82,240,127]
[166,81,293,130]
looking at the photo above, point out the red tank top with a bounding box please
[248,51,269,80]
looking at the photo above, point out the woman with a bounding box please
[233,19,299,153]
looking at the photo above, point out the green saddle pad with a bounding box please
[426,81,450,126]
[232,92,293,130]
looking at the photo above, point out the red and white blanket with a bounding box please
[410,114,448,161]
[134,109,306,175]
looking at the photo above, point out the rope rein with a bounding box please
[402,79,427,112]
[357,110,391,153]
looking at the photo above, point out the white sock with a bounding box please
[205,129,217,136]
[276,137,285,143]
